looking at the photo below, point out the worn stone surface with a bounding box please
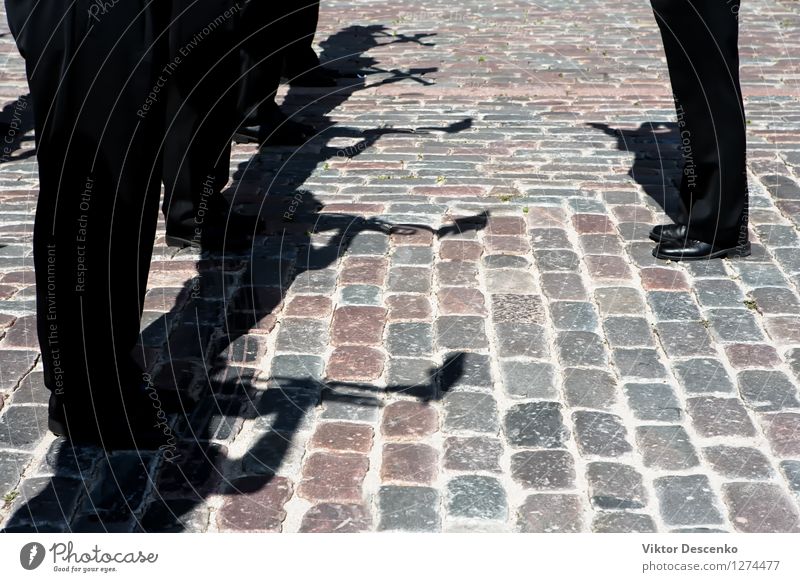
[3,0,800,533]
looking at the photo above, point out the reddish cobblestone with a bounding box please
[640,268,690,291]
[340,257,388,286]
[387,295,432,321]
[298,452,369,503]
[299,503,373,532]
[331,306,386,346]
[439,240,483,261]
[381,443,438,484]
[327,346,385,381]
[436,287,487,315]
[217,476,293,532]
[310,422,374,453]
[284,295,333,317]
[382,401,438,439]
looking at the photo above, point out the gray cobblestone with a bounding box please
[586,462,647,509]
[738,370,800,411]
[436,316,488,350]
[654,475,724,527]
[592,512,656,533]
[446,475,507,520]
[505,402,569,448]
[674,358,735,395]
[655,321,715,357]
[550,301,599,332]
[604,317,655,347]
[378,486,440,532]
[563,367,617,409]
[572,411,632,457]
[386,323,433,357]
[556,331,608,367]
[500,360,557,399]
[624,383,683,422]
[636,426,700,470]
[444,392,499,433]
[706,309,765,342]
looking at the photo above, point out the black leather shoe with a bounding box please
[166,212,263,252]
[48,390,177,451]
[649,223,689,244]
[653,238,751,261]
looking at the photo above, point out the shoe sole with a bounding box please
[648,232,680,244]
[653,243,751,261]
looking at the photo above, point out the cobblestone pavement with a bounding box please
[1,0,800,533]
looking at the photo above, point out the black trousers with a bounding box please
[6,1,238,414]
[162,1,242,238]
[650,0,748,246]
[237,1,322,124]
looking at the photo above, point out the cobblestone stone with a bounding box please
[738,370,800,411]
[447,475,507,521]
[723,483,800,533]
[703,446,774,479]
[500,360,557,399]
[591,512,656,533]
[624,383,683,422]
[636,426,699,470]
[563,367,617,409]
[444,392,500,434]
[686,397,756,437]
[654,475,724,527]
[586,462,647,510]
[505,402,569,448]
[378,486,440,532]
[511,450,575,490]
[517,494,584,533]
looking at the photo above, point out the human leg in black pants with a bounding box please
[6,0,174,447]
[161,1,262,249]
[649,0,750,260]
[282,1,339,87]
[233,3,317,145]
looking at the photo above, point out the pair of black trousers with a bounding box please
[650,0,748,246]
[6,1,239,415]
[237,1,322,124]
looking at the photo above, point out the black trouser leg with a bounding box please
[650,0,748,246]
[162,1,241,238]
[651,0,747,245]
[284,1,322,75]
[6,0,168,415]
[236,5,288,125]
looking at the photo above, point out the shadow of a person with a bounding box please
[588,121,686,224]
[3,21,481,532]
[0,93,35,164]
